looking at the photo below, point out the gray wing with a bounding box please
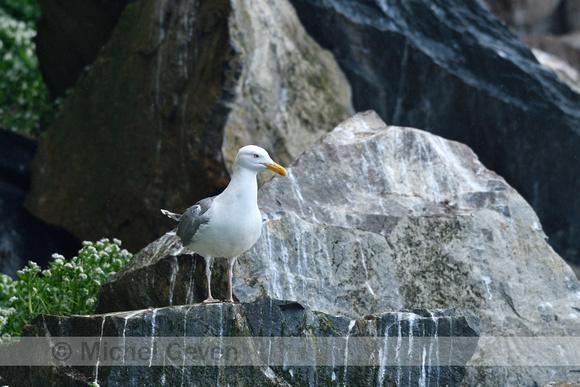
[176,196,215,246]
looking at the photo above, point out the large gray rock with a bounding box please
[26,0,352,252]
[0,298,479,386]
[287,0,580,266]
[99,111,580,385]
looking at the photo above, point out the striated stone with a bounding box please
[0,298,479,386]
[288,0,580,265]
[98,112,580,385]
[26,0,352,252]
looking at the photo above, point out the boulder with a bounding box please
[98,111,580,385]
[26,0,353,252]
[0,298,479,386]
[287,0,580,265]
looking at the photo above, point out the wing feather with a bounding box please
[176,196,215,246]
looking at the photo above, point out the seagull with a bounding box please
[161,145,288,303]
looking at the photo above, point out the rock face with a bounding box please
[25,0,352,252]
[0,130,80,277]
[99,112,580,385]
[287,0,580,266]
[35,0,131,97]
[0,298,479,386]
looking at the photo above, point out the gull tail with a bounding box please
[161,209,182,221]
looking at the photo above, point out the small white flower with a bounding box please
[65,263,73,269]
[17,267,29,275]
[79,273,88,280]
[86,298,96,306]
[9,297,18,303]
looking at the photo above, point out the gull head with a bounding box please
[234,145,288,176]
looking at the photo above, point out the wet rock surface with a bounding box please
[98,112,580,385]
[1,298,479,386]
[288,0,580,265]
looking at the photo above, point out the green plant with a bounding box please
[0,238,132,339]
[1,0,40,22]
[0,3,57,137]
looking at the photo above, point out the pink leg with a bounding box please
[202,257,219,303]
[225,259,236,303]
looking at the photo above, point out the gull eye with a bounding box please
[253,154,260,158]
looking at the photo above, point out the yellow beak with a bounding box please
[264,162,288,177]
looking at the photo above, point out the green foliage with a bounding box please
[1,0,40,22]
[0,239,132,339]
[0,2,57,137]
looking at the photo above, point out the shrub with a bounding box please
[0,238,132,339]
[0,2,57,137]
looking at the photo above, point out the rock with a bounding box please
[0,298,480,386]
[566,0,580,32]
[288,0,580,265]
[530,48,580,93]
[571,262,580,279]
[99,112,580,385]
[26,0,353,252]
[522,32,580,72]
[0,130,80,277]
[484,0,563,34]
[544,382,580,387]
[35,0,131,97]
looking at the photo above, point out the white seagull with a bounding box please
[161,145,287,303]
